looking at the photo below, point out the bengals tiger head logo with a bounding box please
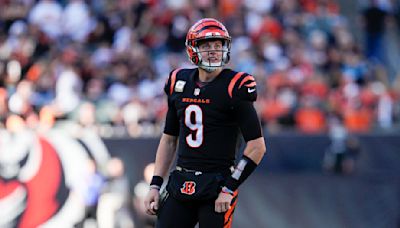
[0,128,109,228]
[0,129,68,228]
[181,181,196,195]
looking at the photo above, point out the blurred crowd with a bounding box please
[1,0,400,137]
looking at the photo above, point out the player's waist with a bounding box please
[175,165,234,177]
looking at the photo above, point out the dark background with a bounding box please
[104,132,400,228]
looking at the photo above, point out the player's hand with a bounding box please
[215,191,233,213]
[144,188,160,215]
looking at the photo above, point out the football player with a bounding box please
[144,18,266,228]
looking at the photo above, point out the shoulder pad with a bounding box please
[228,72,257,101]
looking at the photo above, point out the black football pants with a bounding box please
[156,192,238,228]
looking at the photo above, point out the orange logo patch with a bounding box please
[180,181,196,195]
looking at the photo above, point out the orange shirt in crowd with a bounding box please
[301,78,329,100]
[300,0,340,14]
[343,107,372,133]
[295,107,326,133]
[219,0,241,19]
[261,99,290,122]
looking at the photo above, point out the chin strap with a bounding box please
[200,66,218,72]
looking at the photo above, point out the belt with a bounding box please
[176,166,234,176]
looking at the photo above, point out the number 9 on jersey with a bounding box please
[184,105,203,148]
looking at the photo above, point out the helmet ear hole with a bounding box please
[225,52,230,63]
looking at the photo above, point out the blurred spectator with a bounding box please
[97,157,134,228]
[55,65,82,117]
[8,79,34,116]
[0,88,8,125]
[295,96,327,133]
[74,102,111,171]
[28,0,63,40]
[62,0,92,42]
[122,97,145,137]
[75,159,105,228]
[166,13,190,53]
[361,0,389,64]
[343,104,373,133]
[133,162,156,228]
[323,118,361,174]
[376,84,394,129]
[0,0,398,137]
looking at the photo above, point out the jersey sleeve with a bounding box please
[233,100,263,142]
[228,72,258,102]
[163,97,180,136]
[163,69,181,136]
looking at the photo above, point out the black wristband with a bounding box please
[225,155,258,191]
[150,175,163,188]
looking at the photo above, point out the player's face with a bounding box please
[197,40,224,64]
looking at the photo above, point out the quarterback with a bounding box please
[144,18,266,228]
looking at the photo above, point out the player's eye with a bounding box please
[199,43,211,50]
[214,44,222,50]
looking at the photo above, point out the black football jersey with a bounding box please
[163,68,262,172]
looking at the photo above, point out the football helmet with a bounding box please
[185,18,231,72]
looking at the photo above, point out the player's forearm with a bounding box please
[153,133,178,178]
[223,137,266,192]
[242,137,266,164]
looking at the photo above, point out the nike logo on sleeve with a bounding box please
[248,87,256,93]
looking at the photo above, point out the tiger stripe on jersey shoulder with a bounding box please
[228,72,245,98]
[238,75,256,89]
[169,68,181,95]
[227,71,258,101]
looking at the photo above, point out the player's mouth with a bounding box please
[207,57,219,62]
